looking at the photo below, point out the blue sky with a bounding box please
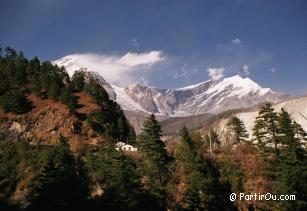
[1,0,307,94]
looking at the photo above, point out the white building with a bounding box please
[115,142,138,152]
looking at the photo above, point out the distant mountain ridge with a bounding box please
[54,55,289,117]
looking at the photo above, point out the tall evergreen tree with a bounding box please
[137,114,172,209]
[85,141,143,210]
[71,70,86,91]
[174,127,225,211]
[59,86,77,110]
[84,80,109,105]
[275,109,307,211]
[227,116,249,144]
[128,123,137,144]
[0,90,30,114]
[253,103,280,158]
[29,135,86,210]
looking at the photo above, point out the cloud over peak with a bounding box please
[207,67,225,80]
[242,64,250,75]
[232,38,243,46]
[54,51,165,86]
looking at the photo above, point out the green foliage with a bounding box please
[85,80,132,141]
[84,79,109,105]
[71,70,86,91]
[29,135,88,210]
[47,80,61,100]
[252,105,307,210]
[137,114,172,208]
[128,123,137,143]
[0,89,30,114]
[85,141,143,210]
[174,127,226,210]
[227,116,249,144]
[59,86,77,110]
[0,138,57,208]
[4,46,17,59]
[252,103,280,158]
[274,109,307,211]
[0,139,18,180]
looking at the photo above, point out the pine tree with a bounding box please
[85,141,143,210]
[174,127,225,211]
[253,103,280,158]
[128,123,137,144]
[227,116,249,144]
[59,86,77,110]
[71,70,86,91]
[84,80,109,105]
[47,80,61,100]
[15,52,28,84]
[117,116,128,142]
[275,109,307,211]
[0,89,30,114]
[137,114,172,208]
[29,135,85,209]
[31,77,42,97]
[253,116,267,151]
[4,46,17,59]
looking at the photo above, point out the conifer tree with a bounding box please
[85,141,143,210]
[0,90,30,114]
[275,109,307,211]
[128,123,137,144]
[15,53,28,84]
[227,116,249,144]
[137,114,172,208]
[4,46,17,59]
[253,103,280,158]
[71,70,86,91]
[174,127,225,211]
[59,86,77,110]
[29,135,86,209]
[84,80,109,105]
[47,80,61,100]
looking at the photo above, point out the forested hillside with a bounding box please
[0,47,307,211]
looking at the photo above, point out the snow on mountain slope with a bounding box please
[54,56,289,117]
[111,85,149,113]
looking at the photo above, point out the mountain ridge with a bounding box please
[54,56,289,117]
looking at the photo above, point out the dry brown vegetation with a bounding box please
[0,93,102,154]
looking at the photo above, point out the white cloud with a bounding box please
[132,38,140,49]
[174,65,188,79]
[139,76,149,85]
[207,67,225,80]
[270,68,277,73]
[232,38,243,46]
[173,64,199,80]
[242,64,250,75]
[55,51,165,86]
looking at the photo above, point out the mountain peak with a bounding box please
[53,58,288,116]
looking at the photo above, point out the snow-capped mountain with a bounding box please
[54,58,289,117]
[109,76,288,116]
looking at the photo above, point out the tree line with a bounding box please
[1,46,307,210]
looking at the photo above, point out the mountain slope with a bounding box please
[199,96,307,144]
[54,56,289,117]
